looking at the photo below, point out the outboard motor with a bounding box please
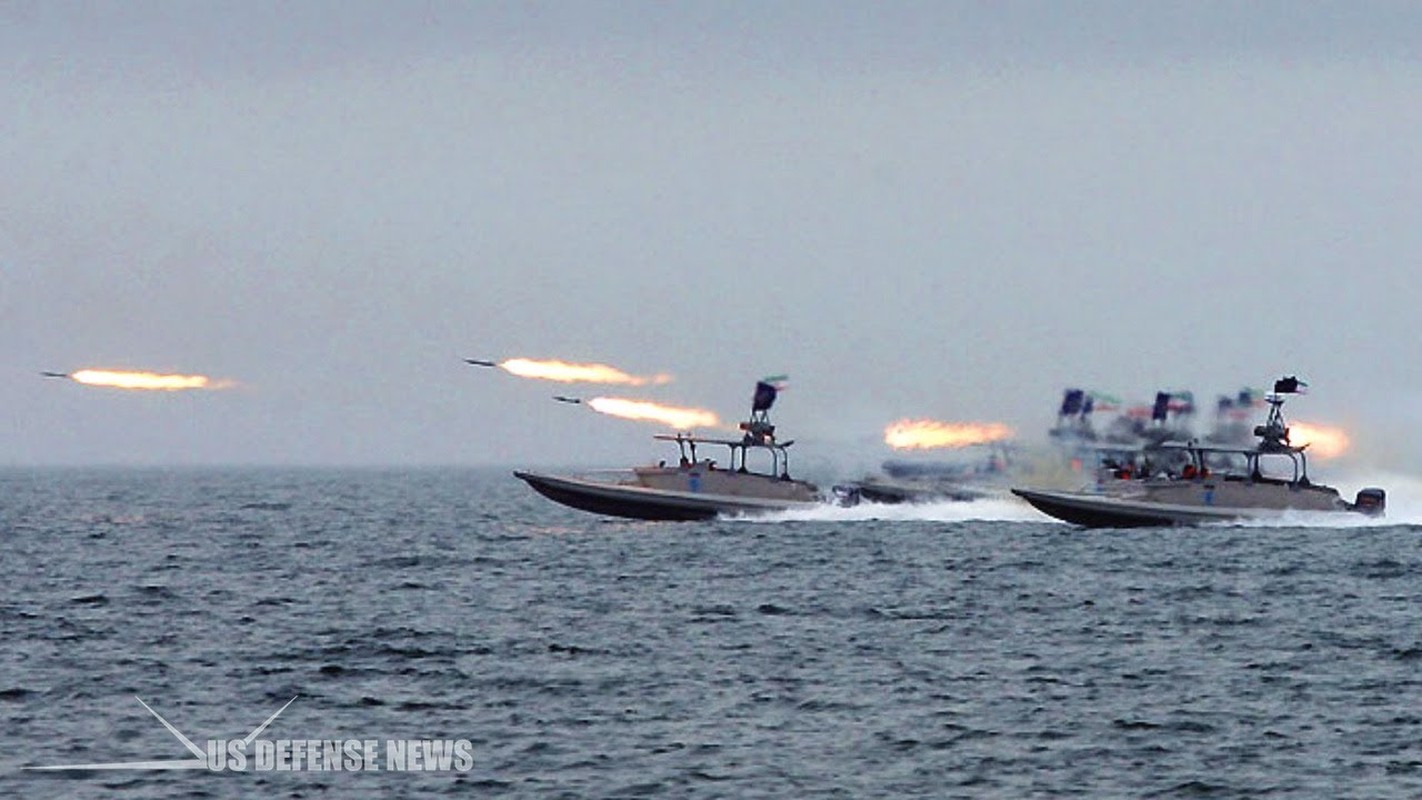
[1353,488,1387,516]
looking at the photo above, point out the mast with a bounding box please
[1252,375,1309,481]
[739,380,791,478]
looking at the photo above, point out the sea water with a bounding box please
[2,467,1421,798]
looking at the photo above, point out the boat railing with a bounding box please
[652,431,797,480]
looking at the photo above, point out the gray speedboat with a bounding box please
[1012,377,1386,528]
[837,445,1014,505]
[515,381,821,521]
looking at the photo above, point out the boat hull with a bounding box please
[851,476,993,505]
[1011,487,1358,528]
[514,470,819,521]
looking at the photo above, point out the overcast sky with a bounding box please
[3,1,1421,472]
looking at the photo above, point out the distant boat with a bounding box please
[515,381,821,521]
[837,444,1014,505]
[1013,377,1386,527]
[844,474,995,505]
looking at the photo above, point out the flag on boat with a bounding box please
[1151,391,1171,422]
[752,381,778,412]
[1273,376,1308,394]
[1088,391,1122,412]
[1167,390,1195,414]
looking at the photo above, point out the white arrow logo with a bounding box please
[26,695,298,771]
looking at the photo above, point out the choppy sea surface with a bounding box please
[3,466,1422,798]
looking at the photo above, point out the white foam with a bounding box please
[733,494,1050,524]
[1225,508,1392,529]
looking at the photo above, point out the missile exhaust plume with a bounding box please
[57,369,236,391]
[1289,421,1350,459]
[466,357,672,386]
[884,419,1015,450]
[586,397,720,430]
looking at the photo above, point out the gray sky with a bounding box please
[4,1,1421,471]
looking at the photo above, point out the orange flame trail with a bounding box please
[69,369,235,391]
[499,358,672,386]
[884,419,1015,450]
[587,397,720,430]
[1289,421,1349,459]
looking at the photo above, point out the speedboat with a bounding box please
[1012,377,1387,528]
[515,381,821,521]
[846,474,995,505]
[838,446,1013,505]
